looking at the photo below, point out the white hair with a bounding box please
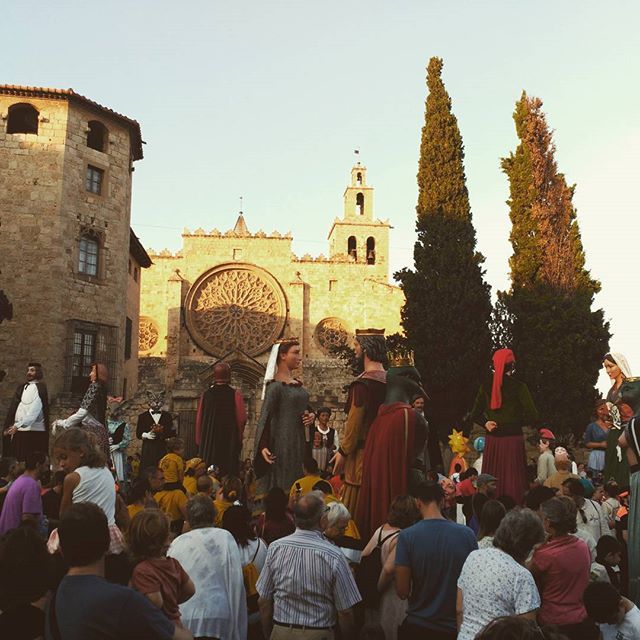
[325,501,350,528]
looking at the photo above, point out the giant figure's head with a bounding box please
[385,365,425,405]
[354,329,387,369]
[213,362,231,385]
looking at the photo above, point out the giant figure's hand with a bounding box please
[302,411,315,427]
[485,421,498,433]
[142,431,156,440]
[331,450,345,476]
[261,448,276,465]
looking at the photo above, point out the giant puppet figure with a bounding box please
[136,391,176,472]
[195,362,247,478]
[332,329,387,516]
[253,338,315,498]
[356,354,428,538]
[470,348,538,505]
[2,362,49,460]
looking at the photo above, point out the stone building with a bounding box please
[0,85,150,433]
[139,163,405,457]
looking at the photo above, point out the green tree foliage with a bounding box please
[498,93,610,434]
[396,57,493,448]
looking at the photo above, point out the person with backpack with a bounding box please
[360,496,420,640]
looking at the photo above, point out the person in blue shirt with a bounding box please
[395,481,477,640]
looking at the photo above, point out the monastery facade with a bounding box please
[139,164,405,456]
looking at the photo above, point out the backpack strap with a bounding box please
[251,539,261,563]
[379,530,400,547]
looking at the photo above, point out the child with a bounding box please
[128,509,195,627]
[182,457,205,496]
[536,428,556,485]
[591,535,623,589]
[583,581,640,640]
[213,476,243,527]
[127,477,156,520]
[51,427,125,557]
[309,407,338,473]
[602,481,621,528]
[159,438,185,492]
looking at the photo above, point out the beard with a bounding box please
[26,372,36,381]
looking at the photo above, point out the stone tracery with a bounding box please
[315,317,349,354]
[185,265,287,357]
[139,316,159,352]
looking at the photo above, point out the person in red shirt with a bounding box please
[530,496,598,640]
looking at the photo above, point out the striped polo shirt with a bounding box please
[256,528,361,628]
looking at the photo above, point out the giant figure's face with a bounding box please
[147,390,166,412]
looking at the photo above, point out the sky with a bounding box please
[5,1,639,393]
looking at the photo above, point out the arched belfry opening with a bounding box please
[348,236,357,261]
[356,171,363,186]
[356,192,364,216]
[366,237,376,265]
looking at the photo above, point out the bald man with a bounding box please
[196,362,247,477]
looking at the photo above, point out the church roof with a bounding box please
[233,214,250,236]
[0,84,144,161]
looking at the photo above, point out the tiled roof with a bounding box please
[0,85,144,160]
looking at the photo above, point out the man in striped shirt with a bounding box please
[257,491,361,639]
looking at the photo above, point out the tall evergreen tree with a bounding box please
[498,92,610,434]
[396,57,492,453]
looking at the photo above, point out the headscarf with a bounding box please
[261,343,280,400]
[490,349,516,410]
[605,352,632,379]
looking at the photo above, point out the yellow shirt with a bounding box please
[127,503,144,521]
[213,498,232,528]
[155,489,188,522]
[289,473,322,499]
[159,453,184,484]
[183,476,197,496]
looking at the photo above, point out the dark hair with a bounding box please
[413,481,444,505]
[27,362,44,380]
[478,499,506,541]
[222,504,256,547]
[293,491,325,530]
[461,467,479,480]
[128,509,169,560]
[355,334,388,366]
[265,486,289,521]
[583,581,622,623]
[312,480,333,495]
[54,428,105,468]
[222,476,243,502]
[476,616,565,640]
[24,450,46,471]
[51,470,66,487]
[165,437,184,453]
[524,486,556,511]
[58,502,110,567]
[317,407,332,416]
[596,535,622,562]
[128,477,151,505]
[604,481,620,499]
[562,478,585,497]
[278,340,300,358]
[498,494,517,512]
[197,474,213,493]
[303,457,319,474]
[541,497,577,535]
[387,495,420,529]
[0,526,51,609]
[493,509,545,564]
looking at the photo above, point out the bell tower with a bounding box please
[343,162,374,220]
[328,163,390,279]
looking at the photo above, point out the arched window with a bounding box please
[366,237,376,265]
[347,236,357,261]
[87,120,107,152]
[78,232,100,276]
[6,103,39,134]
[356,192,365,216]
[356,172,362,186]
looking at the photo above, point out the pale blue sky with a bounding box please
[6,1,639,392]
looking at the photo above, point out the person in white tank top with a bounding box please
[73,465,116,525]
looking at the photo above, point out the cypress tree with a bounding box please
[498,92,610,434]
[396,58,493,455]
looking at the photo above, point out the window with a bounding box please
[124,317,133,360]
[356,192,364,215]
[233,248,243,260]
[347,236,357,261]
[133,266,139,283]
[78,234,99,276]
[329,279,337,292]
[6,103,39,134]
[67,321,118,395]
[86,165,104,194]
[87,120,107,152]
[128,259,132,275]
[72,329,96,394]
[366,237,376,265]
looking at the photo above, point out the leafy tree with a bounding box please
[498,93,610,434]
[396,57,493,451]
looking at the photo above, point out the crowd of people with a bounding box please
[0,346,639,640]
